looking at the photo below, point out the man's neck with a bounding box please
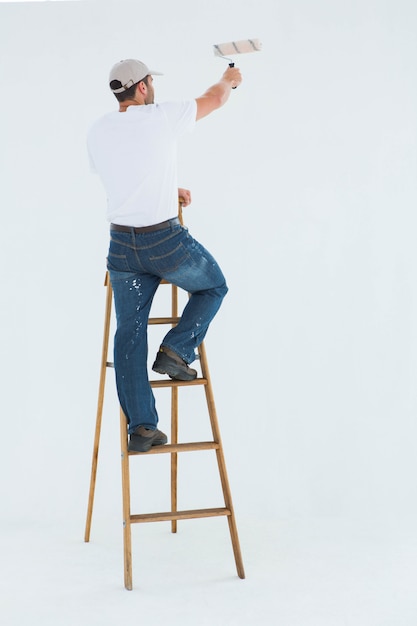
[119,98,145,112]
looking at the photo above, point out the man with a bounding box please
[87,58,242,452]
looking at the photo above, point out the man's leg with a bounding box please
[151,234,228,369]
[161,282,228,363]
[109,269,161,434]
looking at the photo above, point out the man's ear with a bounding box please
[138,81,147,95]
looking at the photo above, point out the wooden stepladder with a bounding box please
[84,211,245,590]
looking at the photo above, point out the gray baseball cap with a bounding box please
[109,59,163,93]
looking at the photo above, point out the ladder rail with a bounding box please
[84,273,113,543]
[170,283,179,534]
[120,407,133,590]
[198,340,246,579]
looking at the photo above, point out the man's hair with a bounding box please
[110,75,149,102]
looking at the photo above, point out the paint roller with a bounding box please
[214,38,262,87]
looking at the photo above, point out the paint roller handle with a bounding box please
[229,62,237,88]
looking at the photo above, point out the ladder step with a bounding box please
[130,507,231,524]
[105,362,207,388]
[151,377,207,388]
[129,441,220,456]
[148,317,180,325]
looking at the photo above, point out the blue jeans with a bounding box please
[107,219,228,434]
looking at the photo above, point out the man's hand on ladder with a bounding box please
[178,188,191,207]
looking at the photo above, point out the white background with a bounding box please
[1,0,417,624]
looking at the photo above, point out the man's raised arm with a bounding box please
[195,66,242,120]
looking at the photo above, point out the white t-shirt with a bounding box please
[87,100,197,226]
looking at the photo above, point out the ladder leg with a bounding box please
[120,408,133,590]
[171,283,179,533]
[84,273,113,543]
[198,341,246,579]
[171,386,178,533]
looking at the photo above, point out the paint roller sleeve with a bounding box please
[213,39,262,57]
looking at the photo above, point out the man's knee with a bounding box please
[216,281,228,300]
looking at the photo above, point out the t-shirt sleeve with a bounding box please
[158,100,197,137]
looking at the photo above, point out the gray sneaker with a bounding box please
[128,426,168,452]
[152,347,197,381]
